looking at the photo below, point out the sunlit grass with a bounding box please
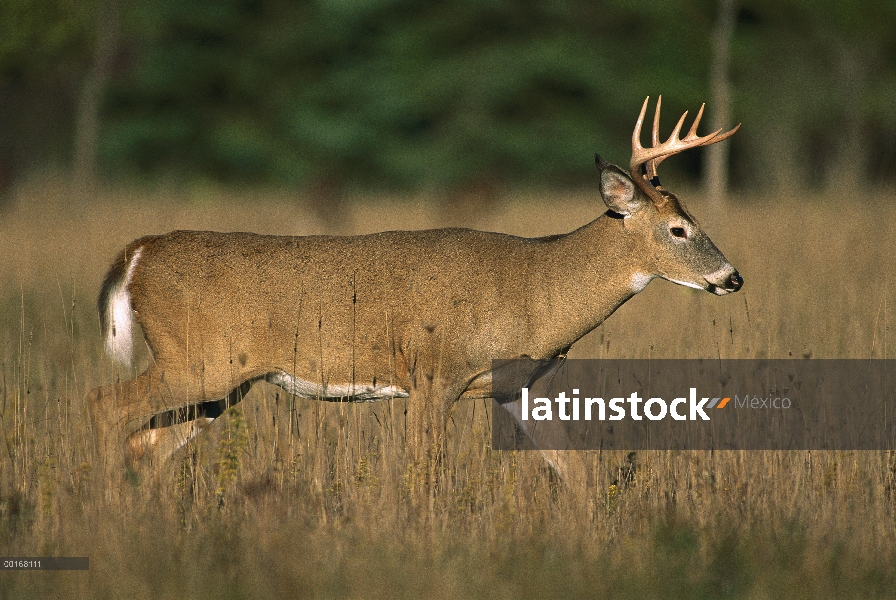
[2,177,896,598]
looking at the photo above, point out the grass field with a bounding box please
[2,177,896,598]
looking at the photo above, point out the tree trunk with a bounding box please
[73,1,119,194]
[826,43,868,194]
[703,0,737,201]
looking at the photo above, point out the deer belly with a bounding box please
[265,371,409,402]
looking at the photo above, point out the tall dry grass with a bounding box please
[2,176,896,598]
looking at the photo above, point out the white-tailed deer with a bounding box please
[88,97,742,477]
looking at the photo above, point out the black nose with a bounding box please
[728,271,743,291]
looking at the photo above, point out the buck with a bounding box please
[88,97,742,476]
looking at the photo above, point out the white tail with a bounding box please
[99,245,143,365]
[88,97,742,476]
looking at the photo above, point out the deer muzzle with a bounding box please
[707,270,743,295]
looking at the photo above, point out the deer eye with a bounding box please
[670,227,687,239]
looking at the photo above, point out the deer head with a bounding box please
[595,96,743,295]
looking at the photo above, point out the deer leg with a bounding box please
[89,367,170,475]
[494,358,586,484]
[404,370,465,502]
[124,378,258,472]
[89,368,256,477]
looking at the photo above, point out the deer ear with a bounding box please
[598,166,646,216]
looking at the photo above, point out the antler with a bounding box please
[629,96,740,202]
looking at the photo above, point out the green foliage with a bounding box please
[4,0,896,192]
[215,406,249,501]
[0,0,100,76]
[99,0,716,190]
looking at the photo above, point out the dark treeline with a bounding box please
[1,0,894,197]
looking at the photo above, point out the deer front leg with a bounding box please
[404,370,465,504]
[406,384,454,469]
[494,358,588,486]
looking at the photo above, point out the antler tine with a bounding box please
[686,103,742,147]
[648,108,690,177]
[668,110,689,144]
[645,96,662,179]
[632,96,650,161]
[702,122,741,145]
[650,108,695,171]
[686,103,705,139]
[651,96,662,148]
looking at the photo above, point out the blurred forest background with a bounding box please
[0,0,894,204]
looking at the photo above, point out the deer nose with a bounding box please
[727,271,743,291]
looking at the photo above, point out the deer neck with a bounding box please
[530,212,651,352]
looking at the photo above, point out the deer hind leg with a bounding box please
[125,378,259,473]
[89,367,166,476]
[89,368,257,477]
